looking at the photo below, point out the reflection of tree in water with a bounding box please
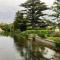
[14,38,49,60]
[14,35,60,60]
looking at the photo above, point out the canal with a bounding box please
[0,35,60,60]
[0,36,24,60]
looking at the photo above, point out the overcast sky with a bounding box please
[0,0,55,23]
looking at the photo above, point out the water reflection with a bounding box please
[1,35,60,60]
[0,36,24,60]
[14,37,60,60]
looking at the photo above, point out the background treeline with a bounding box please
[14,0,60,31]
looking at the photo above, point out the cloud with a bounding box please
[0,0,17,23]
[41,0,55,7]
[0,0,55,23]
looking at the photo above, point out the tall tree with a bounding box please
[14,11,27,31]
[21,0,48,29]
[14,11,23,29]
[51,0,60,25]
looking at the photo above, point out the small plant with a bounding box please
[54,38,60,48]
[52,32,60,37]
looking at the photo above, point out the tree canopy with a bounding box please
[21,0,48,29]
[51,0,60,24]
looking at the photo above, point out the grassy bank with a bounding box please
[14,29,60,48]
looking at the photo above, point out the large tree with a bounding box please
[14,11,23,29]
[48,0,60,32]
[14,11,27,31]
[51,0,60,25]
[21,0,48,29]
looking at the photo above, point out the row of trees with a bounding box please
[14,0,60,31]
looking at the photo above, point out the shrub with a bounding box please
[14,30,52,47]
[52,32,60,37]
[54,38,60,48]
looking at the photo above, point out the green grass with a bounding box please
[14,29,60,48]
[47,37,60,42]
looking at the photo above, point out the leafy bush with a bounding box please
[14,29,28,46]
[54,38,60,48]
[15,30,51,39]
[52,32,60,37]
[14,29,53,47]
[25,30,52,38]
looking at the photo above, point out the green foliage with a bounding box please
[52,32,60,37]
[14,29,28,46]
[25,30,51,37]
[51,1,60,24]
[14,30,51,43]
[2,24,10,32]
[21,0,48,28]
[14,11,27,30]
[54,37,60,48]
[47,36,60,48]
[14,29,55,53]
[0,23,14,37]
[14,11,23,29]
[14,0,49,30]
[19,22,27,31]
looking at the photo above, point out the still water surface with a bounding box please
[0,36,60,60]
[0,36,24,60]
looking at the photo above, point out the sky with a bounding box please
[0,0,55,23]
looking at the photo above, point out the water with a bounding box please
[0,36,24,60]
[42,47,56,59]
[0,35,60,60]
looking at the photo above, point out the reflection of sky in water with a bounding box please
[0,36,60,60]
[0,36,24,60]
